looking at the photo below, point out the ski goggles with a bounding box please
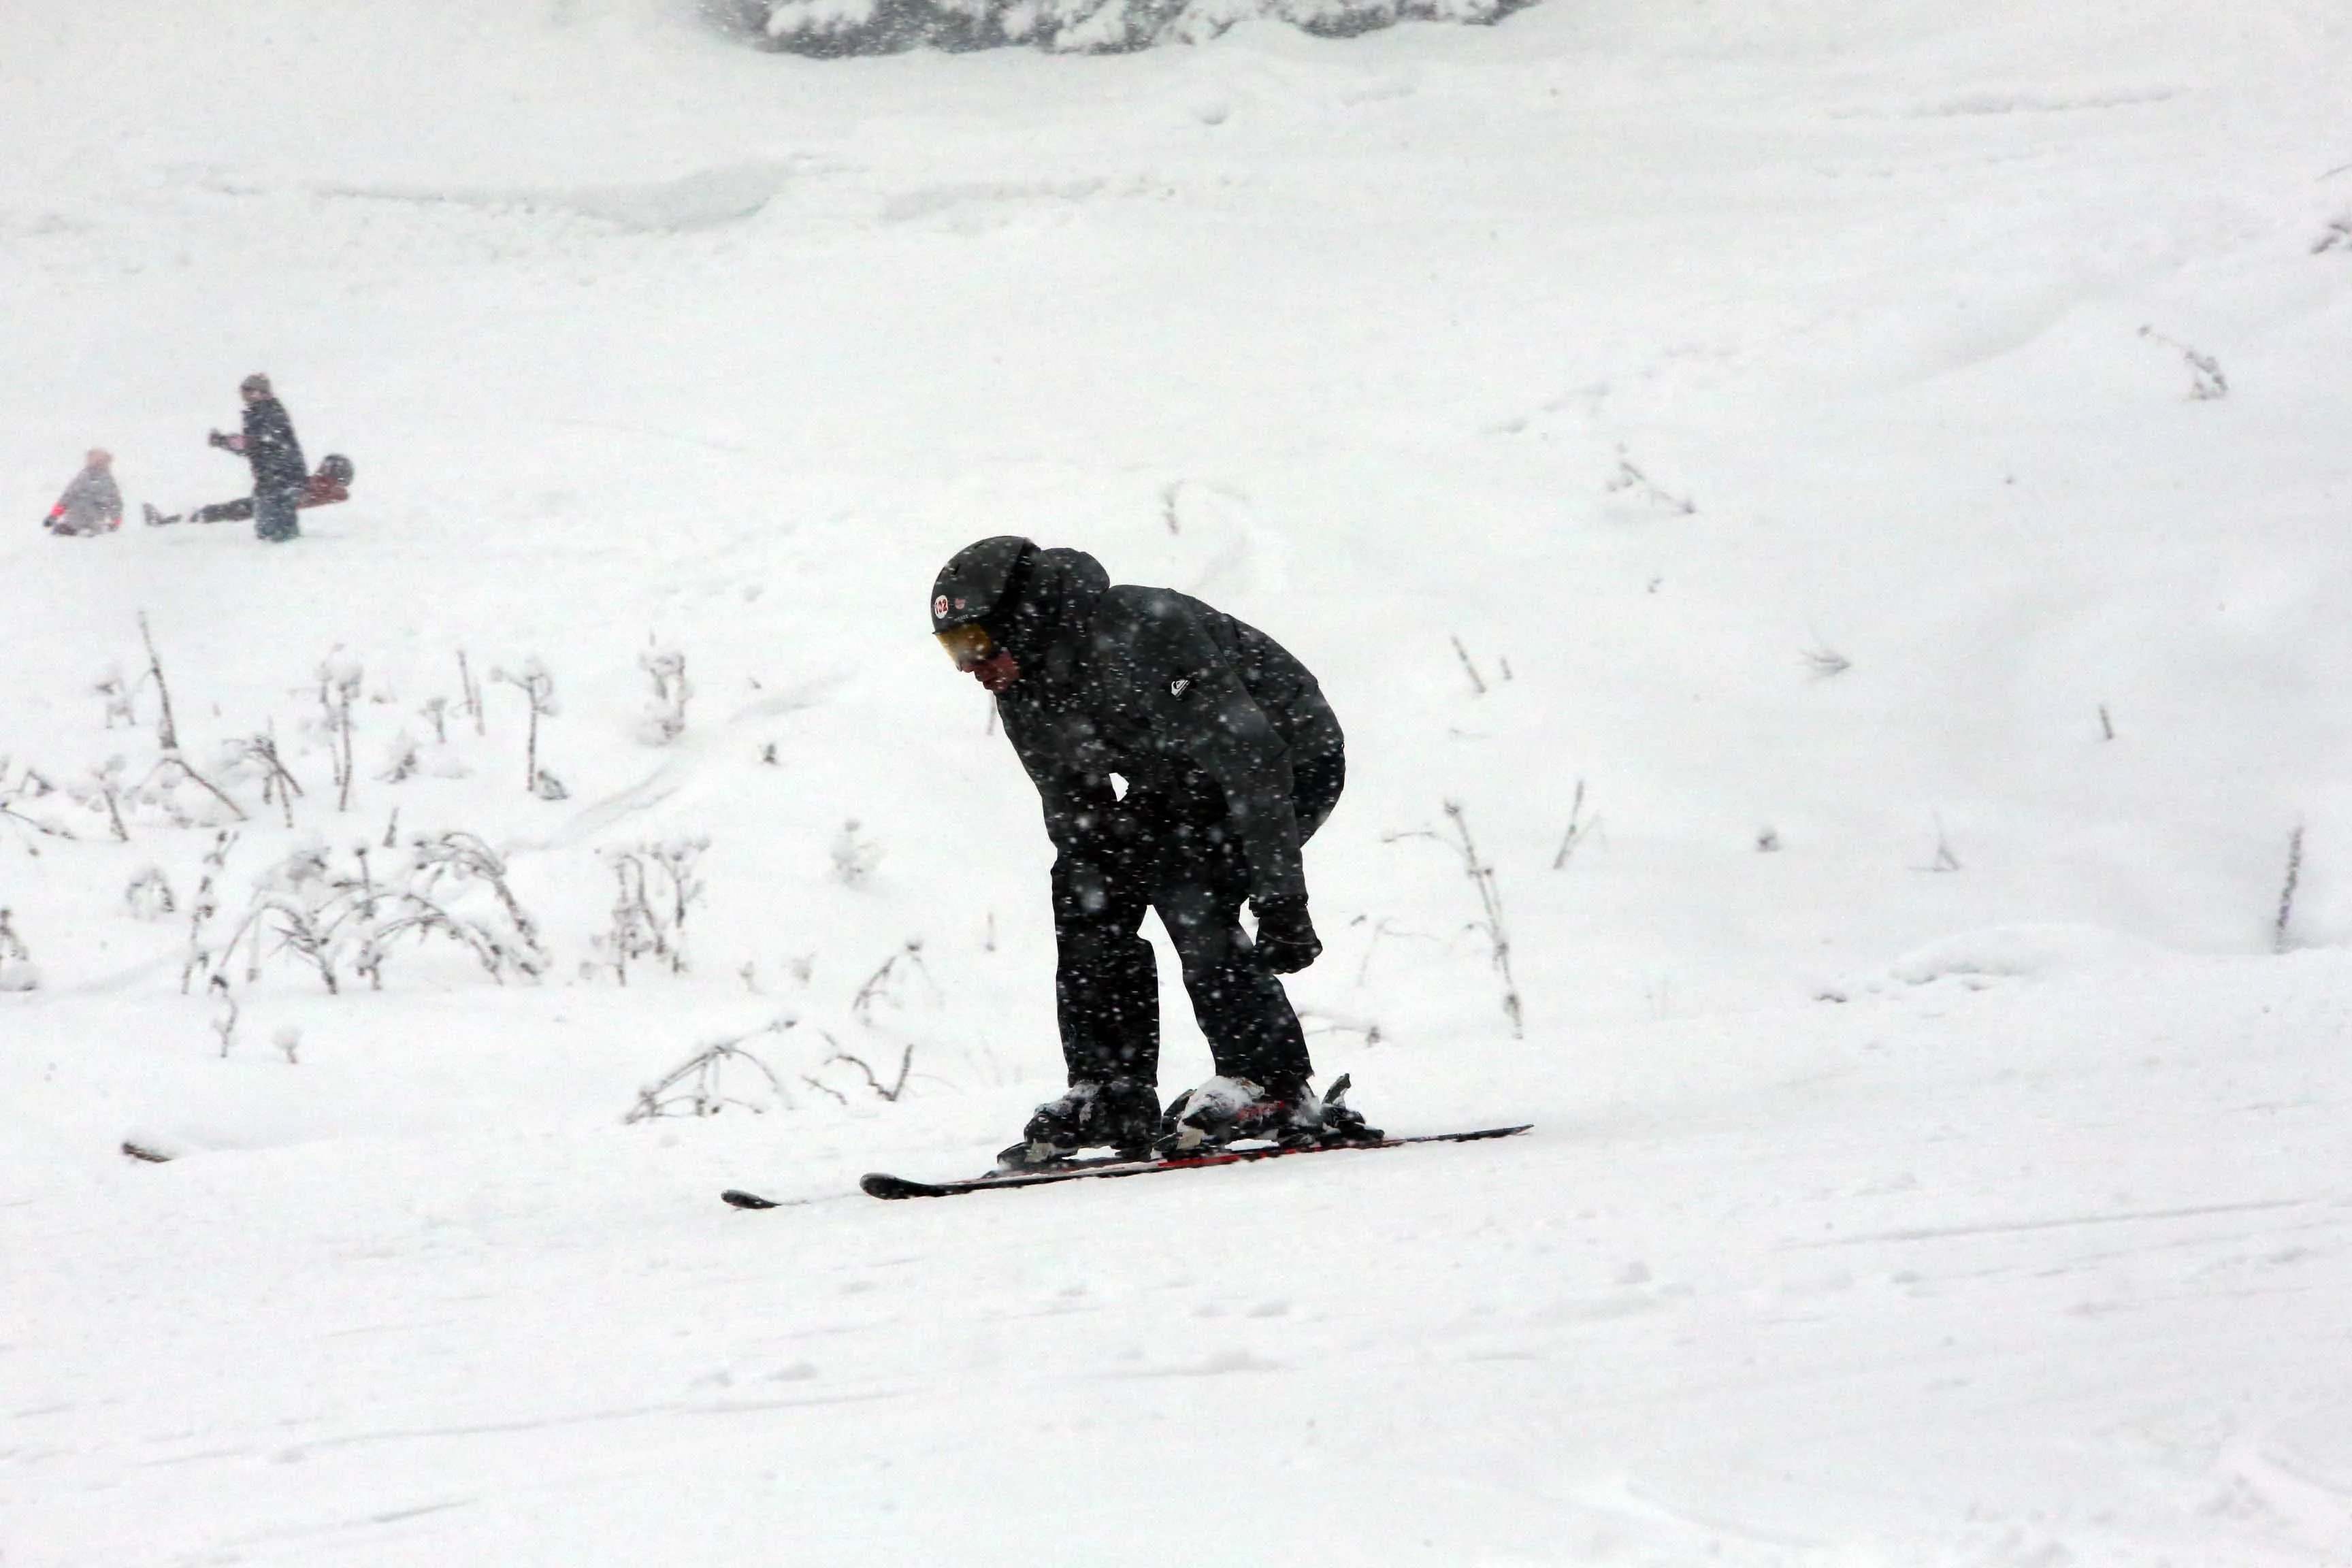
[935,622,997,672]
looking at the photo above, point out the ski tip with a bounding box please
[720,1188,780,1209]
[860,1172,950,1200]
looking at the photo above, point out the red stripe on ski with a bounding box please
[852,1125,1532,1200]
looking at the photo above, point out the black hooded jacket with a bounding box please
[242,397,308,495]
[990,546,1341,906]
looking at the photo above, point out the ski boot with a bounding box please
[1157,1073,1383,1155]
[996,1077,1161,1170]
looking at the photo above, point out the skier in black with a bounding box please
[205,374,307,542]
[931,536,1377,1167]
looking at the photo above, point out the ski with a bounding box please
[821,1124,1526,1203]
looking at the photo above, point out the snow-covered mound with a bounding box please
[4,0,2351,1561]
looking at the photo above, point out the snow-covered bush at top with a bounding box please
[724,0,1533,57]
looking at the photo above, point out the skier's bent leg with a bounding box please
[1050,853,1160,1087]
[1157,875,1312,1096]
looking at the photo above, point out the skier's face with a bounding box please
[936,621,1021,693]
[970,649,1021,693]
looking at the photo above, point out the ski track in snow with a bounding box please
[6,0,2352,1562]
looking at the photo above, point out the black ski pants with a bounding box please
[253,485,301,543]
[1051,747,1341,1095]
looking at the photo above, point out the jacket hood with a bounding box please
[993,545,1108,685]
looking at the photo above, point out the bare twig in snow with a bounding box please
[851,938,936,1025]
[2274,825,2305,955]
[826,1041,916,1102]
[625,1018,797,1122]
[1605,446,1697,514]
[1451,635,1489,697]
[457,650,485,736]
[1382,802,1523,1038]
[0,908,39,992]
[208,975,238,1056]
[2138,325,2228,400]
[139,612,182,753]
[1800,644,1852,679]
[135,614,246,823]
[1551,779,1592,870]
[491,659,561,797]
[1923,817,1963,874]
[637,641,691,747]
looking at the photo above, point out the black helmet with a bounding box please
[318,453,355,484]
[930,536,1033,633]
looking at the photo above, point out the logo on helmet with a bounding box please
[933,595,949,619]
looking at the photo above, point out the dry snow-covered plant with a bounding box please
[1382,800,1524,1039]
[637,642,691,747]
[94,663,137,730]
[220,733,305,830]
[65,757,131,842]
[1605,446,1697,514]
[2273,825,2305,955]
[376,729,422,785]
[831,819,883,887]
[1800,643,1853,679]
[1,757,76,851]
[490,658,563,798]
[813,1039,917,1103]
[1550,777,1595,870]
[2138,324,2228,400]
[0,908,41,992]
[316,653,363,812]
[201,831,548,996]
[125,866,177,920]
[625,1017,798,1122]
[593,836,710,983]
[850,937,936,1026]
[180,831,237,992]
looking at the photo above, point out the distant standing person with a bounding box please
[208,373,306,542]
[43,449,122,536]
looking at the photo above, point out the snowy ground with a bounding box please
[5,0,2352,1562]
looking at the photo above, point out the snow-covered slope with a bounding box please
[5,1,2351,1562]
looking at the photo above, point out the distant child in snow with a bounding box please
[44,449,123,536]
[145,453,355,530]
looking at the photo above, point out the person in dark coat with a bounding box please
[931,536,1375,1166]
[206,373,307,542]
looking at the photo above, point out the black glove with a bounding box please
[1252,895,1321,974]
[207,429,231,450]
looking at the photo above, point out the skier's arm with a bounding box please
[998,700,1119,858]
